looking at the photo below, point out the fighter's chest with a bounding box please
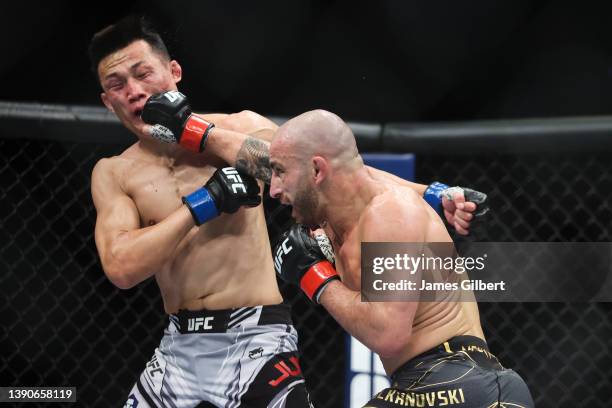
[122,162,216,225]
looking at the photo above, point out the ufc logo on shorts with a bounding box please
[146,354,163,378]
[187,317,214,331]
[222,167,247,194]
[274,237,293,272]
[163,90,183,103]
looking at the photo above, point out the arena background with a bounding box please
[1,1,611,407]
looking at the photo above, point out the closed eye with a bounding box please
[270,162,284,176]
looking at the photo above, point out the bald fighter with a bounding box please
[89,16,313,407]
[188,110,534,407]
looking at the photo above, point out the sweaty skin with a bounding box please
[268,110,485,375]
[91,40,281,313]
[196,108,486,375]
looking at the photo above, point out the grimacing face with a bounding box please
[98,40,182,137]
[270,142,322,227]
[291,174,321,227]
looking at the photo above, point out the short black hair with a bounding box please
[88,15,170,76]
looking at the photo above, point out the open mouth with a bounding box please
[134,109,143,119]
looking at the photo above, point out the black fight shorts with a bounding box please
[364,336,534,408]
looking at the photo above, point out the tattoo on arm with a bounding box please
[235,137,272,183]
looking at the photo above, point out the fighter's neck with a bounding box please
[137,138,188,159]
[323,168,381,244]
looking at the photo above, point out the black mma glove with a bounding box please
[183,167,260,225]
[273,224,339,303]
[142,90,214,152]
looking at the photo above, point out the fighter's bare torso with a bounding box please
[325,175,485,374]
[94,115,282,314]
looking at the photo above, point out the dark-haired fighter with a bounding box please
[89,16,313,407]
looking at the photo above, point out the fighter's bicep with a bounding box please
[91,161,141,260]
[359,203,422,330]
[94,196,141,266]
[95,196,140,237]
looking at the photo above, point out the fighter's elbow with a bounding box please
[110,276,136,290]
[104,264,138,290]
[226,110,276,134]
[102,249,142,289]
[234,110,263,125]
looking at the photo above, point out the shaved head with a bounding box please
[269,109,364,226]
[274,109,360,167]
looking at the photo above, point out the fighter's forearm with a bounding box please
[206,127,272,183]
[196,111,278,142]
[103,206,194,289]
[319,280,412,358]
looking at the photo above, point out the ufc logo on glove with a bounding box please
[162,90,183,103]
[222,167,247,194]
[274,238,293,272]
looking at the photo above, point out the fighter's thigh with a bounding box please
[239,351,314,408]
[123,380,156,408]
[123,347,199,408]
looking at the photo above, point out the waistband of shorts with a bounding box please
[169,303,293,334]
[392,335,503,377]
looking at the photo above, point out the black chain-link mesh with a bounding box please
[1,138,611,407]
[0,138,345,407]
[417,154,612,407]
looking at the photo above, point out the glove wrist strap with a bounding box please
[300,261,339,303]
[180,115,215,153]
[313,278,337,304]
[182,188,219,225]
[423,181,449,214]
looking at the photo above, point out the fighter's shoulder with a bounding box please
[91,152,134,191]
[93,148,134,172]
[373,185,422,212]
[359,189,427,241]
[364,190,409,217]
[92,157,118,179]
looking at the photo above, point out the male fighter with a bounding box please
[175,110,533,407]
[89,16,314,407]
[92,15,485,408]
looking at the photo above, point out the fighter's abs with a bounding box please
[116,154,280,312]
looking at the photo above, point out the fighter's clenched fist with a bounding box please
[142,90,215,152]
[183,167,261,225]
